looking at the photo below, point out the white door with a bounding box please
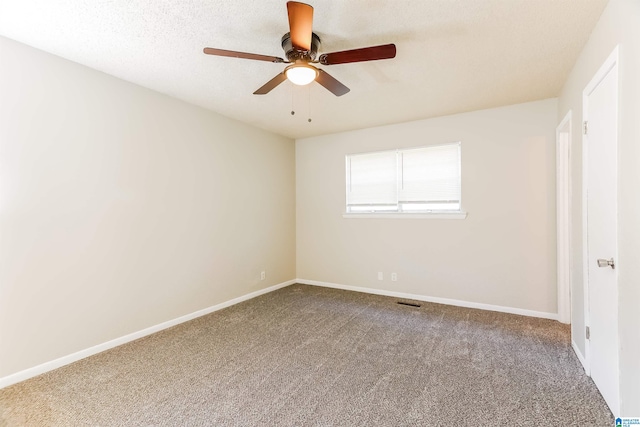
[584,49,619,415]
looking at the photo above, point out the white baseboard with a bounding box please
[0,279,296,389]
[297,279,559,321]
[571,339,588,373]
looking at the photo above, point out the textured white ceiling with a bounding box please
[0,0,607,139]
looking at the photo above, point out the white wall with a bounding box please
[557,0,640,416]
[296,99,558,315]
[0,36,295,379]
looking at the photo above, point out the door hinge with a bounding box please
[586,326,590,340]
[583,120,588,135]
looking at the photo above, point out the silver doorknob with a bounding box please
[597,258,615,269]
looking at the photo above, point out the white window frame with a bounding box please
[343,142,467,219]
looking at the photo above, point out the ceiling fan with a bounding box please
[203,1,396,97]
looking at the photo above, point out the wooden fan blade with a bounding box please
[203,48,285,63]
[319,44,396,65]
[253,72,288,95]
[287,1,313,51]
[315,70,350,96]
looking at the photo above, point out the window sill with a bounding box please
[342,212,467,219]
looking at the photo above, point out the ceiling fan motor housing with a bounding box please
[281,32,321,62]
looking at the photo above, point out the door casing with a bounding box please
[556,111,572,325]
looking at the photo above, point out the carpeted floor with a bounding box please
[1,284,613,426]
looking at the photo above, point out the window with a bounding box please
[345,143,462,214]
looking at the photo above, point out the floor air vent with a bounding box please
[397,301,421,308]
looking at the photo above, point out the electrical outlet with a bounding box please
[391,273,398,282]
[261,271,266,280]
[378,272,384,280]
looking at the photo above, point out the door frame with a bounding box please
[556,111,572,325]
[581,45,619,379]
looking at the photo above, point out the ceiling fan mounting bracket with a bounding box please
[281,32,321,62]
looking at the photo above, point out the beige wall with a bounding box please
[557,0,640,416]
[296,99,558,314]
[0,36,296,378]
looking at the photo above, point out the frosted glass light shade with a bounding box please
[285,65,318,86]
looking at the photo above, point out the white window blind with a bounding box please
[399,144,461,211]
[346,143,461,213]
[347,150,397,207]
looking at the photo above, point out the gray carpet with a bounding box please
[0,284,612,426]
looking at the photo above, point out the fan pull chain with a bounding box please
[291,86,295,116]
[307,86,312,123]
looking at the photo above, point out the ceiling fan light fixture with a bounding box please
[285,63,318,85]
